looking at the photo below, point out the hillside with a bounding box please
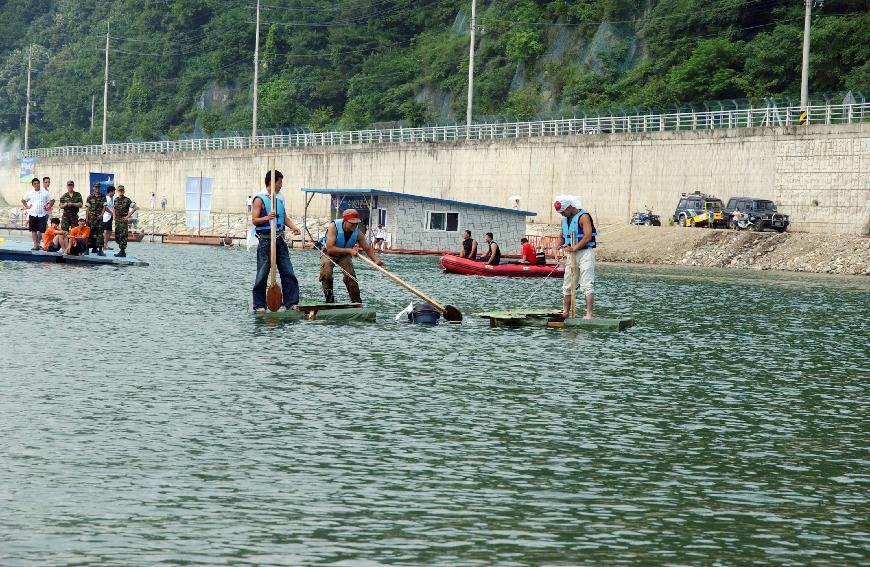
[1,0,868,149]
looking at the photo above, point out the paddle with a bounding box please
[356,254,463,322]
[265,160,282,311]
[569,230,576,320]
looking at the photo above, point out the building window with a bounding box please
[427,211,459,232]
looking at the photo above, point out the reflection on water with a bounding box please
[1,243,868,565]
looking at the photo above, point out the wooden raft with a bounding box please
[477,308,635,331]
[251,299,376,322]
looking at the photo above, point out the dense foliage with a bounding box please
[1,0,867,147]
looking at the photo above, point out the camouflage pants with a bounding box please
[115,220,129,250]
[88,219,104,248]
[61,213,78,232]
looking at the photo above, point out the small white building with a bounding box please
[301,188,536,254]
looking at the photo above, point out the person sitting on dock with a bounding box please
[478,233,501,266]
[555,196,597,320]
[42,217,68,253]
[66,218,90,255]
[320,209,383,304]
[460,230,477,260]
[251,169,303,312]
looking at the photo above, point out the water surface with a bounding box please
[1,242,868,565]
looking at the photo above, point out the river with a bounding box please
[1,242,868,565]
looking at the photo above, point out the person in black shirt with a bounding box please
[478,232,501,265]
[460,230,478,259]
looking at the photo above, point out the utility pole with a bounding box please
[102,22,110,152]
[465,0,476,139]
[24,44,32,152]
[800,0,812,112]
[91,94,95,130]
[252,0,260,145]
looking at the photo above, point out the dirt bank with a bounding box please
[528,224,868,276]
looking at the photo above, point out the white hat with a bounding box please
[554,195,581,212]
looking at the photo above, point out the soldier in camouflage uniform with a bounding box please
[86,182,107,255]
[112,185,138,257]
[58,180,83,231]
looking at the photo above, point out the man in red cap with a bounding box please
[320,209,383,303]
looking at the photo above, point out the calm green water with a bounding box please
[1,242,868,565]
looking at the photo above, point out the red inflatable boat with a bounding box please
[438,255,564,278]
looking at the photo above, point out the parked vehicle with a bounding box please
[630,206,661,226]
[672,191,726,228]
[724,197,789,232]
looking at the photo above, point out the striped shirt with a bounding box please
[23,189,52,217]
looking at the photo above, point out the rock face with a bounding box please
[526,223,869,276]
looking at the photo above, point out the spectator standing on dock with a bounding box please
[320,209,383,304]
[555,196,597,320]
[113,186,138,258]
[246,195,253,212]
[160,194,167,210]
[102,186,116,252]
[374,224,387,251]
[86,182,106,256]
[460,230,477,259]
[21,177,55,250]
[479,233,501,266]
[251,169,302,312]
[59,180,83,232]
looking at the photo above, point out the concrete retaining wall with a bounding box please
[1,123,867,235]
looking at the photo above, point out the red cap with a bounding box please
[342,209,362,224]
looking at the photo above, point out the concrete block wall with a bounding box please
[1,122,867,235]
[382,195,526,254]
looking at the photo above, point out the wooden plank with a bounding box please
[549,318,636,331]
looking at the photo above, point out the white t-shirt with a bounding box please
[102,195,115,222]
[375,227,386,239]
[23,188,52,217]
[246,197,253,207]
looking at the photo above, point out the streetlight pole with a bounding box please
[252,0,261,145]
[800,0,812,111]
[24,44,32,152]
[465,0,476,139]
[102,22,110,152]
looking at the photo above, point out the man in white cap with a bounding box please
[554,195,597,319]
[319,209,383,303]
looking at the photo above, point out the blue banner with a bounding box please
[19,157,36,183]
[88,172,116,195]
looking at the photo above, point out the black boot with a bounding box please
[115,250,126,257]
[97,248,106,256]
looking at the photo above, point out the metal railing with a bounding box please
[19,102,870,159]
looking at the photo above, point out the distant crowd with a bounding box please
[20,177,139,258]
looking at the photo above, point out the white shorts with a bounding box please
[563,248,595,296]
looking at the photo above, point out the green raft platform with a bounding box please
[251,299,376,322]
[477,308,635,331]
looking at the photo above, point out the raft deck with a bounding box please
[0,239,149,267]
[477,308,635,331]
[251,299,376,322]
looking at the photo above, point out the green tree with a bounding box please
[338,99,371,131]
[667,38,745,102]
[308,106,334,131]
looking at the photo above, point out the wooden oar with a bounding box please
[569,230,576,320]
[265,160,282,311]
[357,254,463,322]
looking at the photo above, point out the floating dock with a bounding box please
[477,308,634,331]
[251,299,376,322]
[162,235,232,246]
[0,239,149,267]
